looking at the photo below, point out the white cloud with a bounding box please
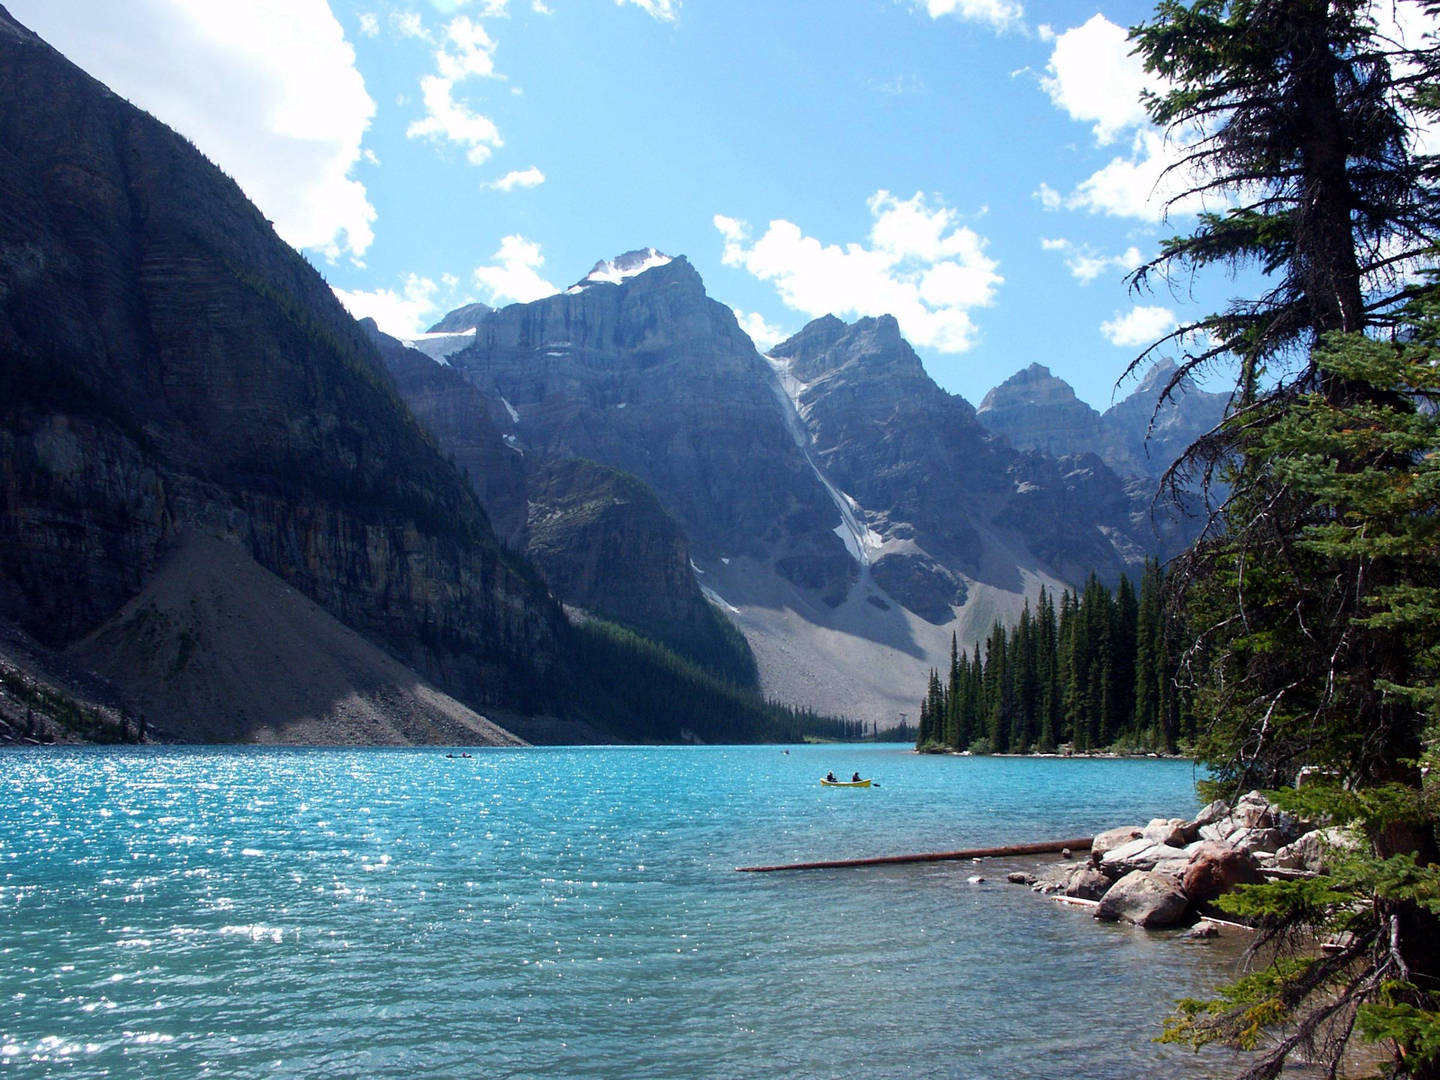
[407,15,504,166]
[6,0,378,260]
[1034,182,1062,210]
[732,309,788,352]
[617,0,680,23]
[1041,238,1143,284]
[908,0,1025,32]
[333,273,440,337]
[1063,128,1213,221]
[488,166,546,191]
[1101,305,1177,347]
[472,235,558,304]
[717,190,1002,354]
[358,12,379,36]
[392,10,429,38]
[1039,14,1152,145]
[532,0,554,12]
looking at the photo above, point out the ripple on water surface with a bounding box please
[0,745,1248,1078]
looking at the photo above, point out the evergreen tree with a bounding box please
[1128,2,1440,1073]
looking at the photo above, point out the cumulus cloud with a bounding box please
[716,190,1002,354]
[7,0,377,260]
[358,12,379,36]
[1101,305,1177,347]
[333,273,440,337]
[407,15,504,166]
[732,309,788,352]
[488,166,546,191]
[472,235,558,305]
[907,0,1025,33]
[617,0,680,23]
[1041,238,1142,284]
[1040,14,1151,145]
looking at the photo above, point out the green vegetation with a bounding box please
[912,562,1188,755]
[570,618,864,743]
[0,669,139,744]
[1124,1,1440,1076]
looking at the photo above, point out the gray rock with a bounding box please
[1142,818,1188,848]
[1228,826,1289,855]
[1007,871,1037,885]
[1274,827,1358,873]
[1191,799,1230,828]
[1064,867,1111,901]
[1101,838,1191,879]
[1233,791,1277,829]
[1182,921,1220,940]
[1091,826,1144,857]
[1095,871,1190,928]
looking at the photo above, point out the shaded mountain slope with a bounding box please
[69,532,527,745]
[0,5,564,732]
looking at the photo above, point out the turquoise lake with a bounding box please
[1,744,1252,1078]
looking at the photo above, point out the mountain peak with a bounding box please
[978,363,1082,414]
[427,301,492,334]
[569,248,673,291]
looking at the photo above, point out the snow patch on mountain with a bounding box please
[763,353,882,567]
[401,328,476,365]
[567,248,673,292]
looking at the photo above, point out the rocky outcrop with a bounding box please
[0,7,565,733]
[1013,791,1316,932]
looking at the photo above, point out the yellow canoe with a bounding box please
[820,778,872,787]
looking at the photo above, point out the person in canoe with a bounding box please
[825,771,837,783]
[851,772,861,782]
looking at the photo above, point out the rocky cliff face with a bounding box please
[976,363,1103,459]
[446,257,852,593]
[365,321,753,682]
[773,315,1175,606]
[0,6,565,728]
[977,360,1228,483]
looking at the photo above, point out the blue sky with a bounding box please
[10,0,1333,408]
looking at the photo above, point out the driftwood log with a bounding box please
[736,837,1095,873]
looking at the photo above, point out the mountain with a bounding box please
[0,5,565,739]
[414,263,1184,725]
[976,361,1229,483]
[363,318,757,685]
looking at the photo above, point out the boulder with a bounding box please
[1101,838,1191,879]
[1198,820,1238,844]
[1064,867,1111,901]
[1142,818,1188,848]
[1274,827,1358,873]
[1007,871,1037,885]
[1190,799,1230,829]
[1227,826,1289,855]
[1182,841,1264,905]
[1095,870,1190,928]
[1091,826,1144,857]
[1233,791,1277,829]
[1182,921,1220,940]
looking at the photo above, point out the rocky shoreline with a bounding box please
[1005,790,1354,931]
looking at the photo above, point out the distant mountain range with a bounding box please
[377,255,1222,725]
[0,7,1227,740]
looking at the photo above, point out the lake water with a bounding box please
[0,744,1253,1079]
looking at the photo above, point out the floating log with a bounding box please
[735,837,1095,873]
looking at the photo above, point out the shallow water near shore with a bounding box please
[1,744,1255,1079]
